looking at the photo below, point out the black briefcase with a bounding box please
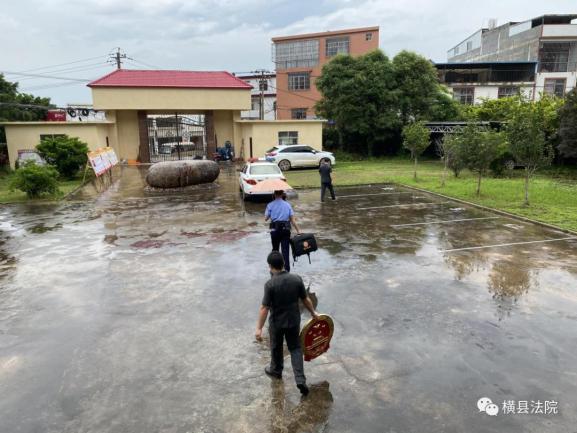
[290,233,318,264]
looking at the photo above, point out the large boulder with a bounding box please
[146,160,220,188]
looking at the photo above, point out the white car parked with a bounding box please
[239,162,286,197]
[264,145,335,171]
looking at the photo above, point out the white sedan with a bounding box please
[264,145,336,171]
[239,162,286,197]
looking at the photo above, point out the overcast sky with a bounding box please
[1,0,575,105]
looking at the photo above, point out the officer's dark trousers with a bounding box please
[269,324,306,385]
[321,182,336,201]
[270,229,291,272]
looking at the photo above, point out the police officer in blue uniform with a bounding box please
[265,190,300,272]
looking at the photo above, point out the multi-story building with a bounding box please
[436,61,538,104]
[237,73,277,120]
[443,14,577,103]
[272,26,379,120]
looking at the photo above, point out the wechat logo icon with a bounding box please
[478,397,499,416]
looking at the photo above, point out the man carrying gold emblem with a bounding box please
[255,251,319,396]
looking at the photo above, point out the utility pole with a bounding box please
[253,69,273,120]
[110,48,128,69]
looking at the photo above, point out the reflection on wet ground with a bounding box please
[1,166,577,433]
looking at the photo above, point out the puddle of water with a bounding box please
[1,166,577,433]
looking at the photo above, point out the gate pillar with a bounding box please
[137,110,150,163]
[205,110,216,157]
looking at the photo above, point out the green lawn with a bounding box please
[285,159,577,233]
[0,169,85,204]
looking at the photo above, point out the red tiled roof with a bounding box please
[87,69,253,89]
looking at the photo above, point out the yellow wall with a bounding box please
[214,110,234,148]
[239,123,253,159]
[3,123,114,169]
[3,116,323,168]
[92,87,251,111]
[236,120,324,159]
[115,111,140,161]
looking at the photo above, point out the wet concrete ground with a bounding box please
[1,165,577,433]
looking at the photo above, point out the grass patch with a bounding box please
[0,169,85,204]
[285,159,577,232]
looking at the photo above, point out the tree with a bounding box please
[10,161,59,198]
[463,95,521,122]
[465,94,562,144]
[36,135,89,179]
[402,121,430,180]
[437,133,465,186]
[316,50,399,156]
[506,107,553,205]
[0,74,52,142]
[392,51,444,124]
[453,124,507,196]
[316,50,461,156]
[428,88,463,122]
[558,88,577,159]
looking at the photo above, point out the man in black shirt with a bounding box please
[255,251,319,396]
[319,158,336,202]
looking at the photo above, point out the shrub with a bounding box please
[36,135,88,179]
[490,151,515,177]
[322,127,340,151]
[10,161,59,198]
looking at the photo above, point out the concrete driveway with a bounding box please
[1,165,576,433]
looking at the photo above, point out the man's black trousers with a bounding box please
[268,324,306,385]
[270,228,291,272]
[321,182,336,201]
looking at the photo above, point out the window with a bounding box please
[452,87,474,105]
[365,32,372,41]
[466,41,473,51]
[291,108,307,119]
[544,78,566,98]
[250,165,281,175]
[40,134,65,142]
[498,86,519,98]
[454,46,460,55]
[259,80,268,91]
[251,99,259,111]
[273,39,319,69]
[281,145,305,153]
[539,42,571,72]
[288,72,310,90]
[326,37,350,57]
[278,131,298,146]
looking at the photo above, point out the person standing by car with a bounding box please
[255,251,319,396]
[319,158,336,202]
[265,190,300,272]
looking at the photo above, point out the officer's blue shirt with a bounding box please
[265,198,294,222]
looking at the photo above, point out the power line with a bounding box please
[267,83,320,103]
[0,102,55,109]
[1,71,91,82]
[14,55,107,73]
[20,81,91,92]
[128,58,161,70]
[16,63,112,82]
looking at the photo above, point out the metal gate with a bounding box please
[147,114,206,162]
